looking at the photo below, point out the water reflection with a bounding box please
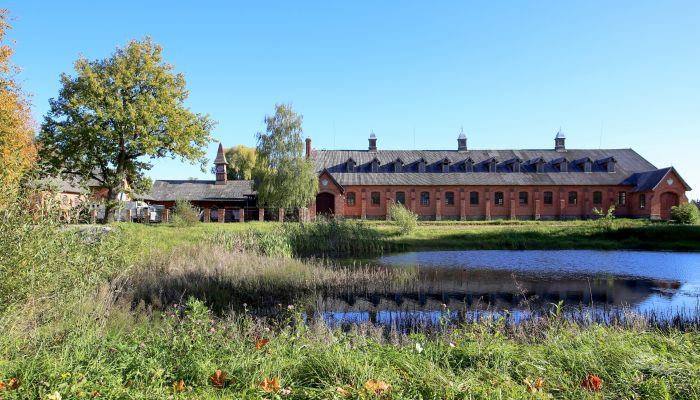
[312,250,700,326]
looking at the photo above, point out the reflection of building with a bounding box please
[315,267,679,313]
[146,144,257,222]
[308,131,691,220]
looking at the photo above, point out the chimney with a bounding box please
[305,137,312,160]
[554,129,566,152]
[457,128,467,151]
[214,143,228,185]
[368,131,377,152]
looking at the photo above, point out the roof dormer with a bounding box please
[417,157,426,173]
[574,157,593,173]
[530,157,546,173]
[370,157,381,173]
[394,158,403,173]
[598,156,617,173]
[552,157,568,172]
[463,157,475,172]
[485,157,498,173]
[345,157,356,173]
[441,157,450,173]
[505,157,523,173]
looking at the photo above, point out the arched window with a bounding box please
[346,192,356,206]
[444,191,455,206]
[568,191,578,205]
[395,191,405,205]
[371,191,380,206]
[420,191,430,206]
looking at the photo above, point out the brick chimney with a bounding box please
[368,131,377,152]
[305,137,312,160]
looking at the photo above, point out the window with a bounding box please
[568,191,578,205]
[470,191,479,205]
[618,191,627,206]
[593,191,603,205]
[465,160,474,172]
[442,161,450,173]
[371,191,380,206]
[420,191,430,206]
[346,192,356,206]
[394,161,402,173]
[639,194,646,209]
[346,160,355,172]
[495,192,504,206]
[370,160,379,173]
[418,160,426,173]
[395,191,405,205]
[544,191,553,205]
[519,191,528,205]
[445,191,455,206]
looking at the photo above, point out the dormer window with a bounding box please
[441,158,450,173]
[553,157,568,172]
[370,158,380,173]
[598,156,617,173]
[417,158,426,173]
[530,157,545,173]
[394,158,403,173]
[486,158,498,173]
[506,158,522,173]
[575,157,593,173]
[463,158,474,172]
[346,158,356,173]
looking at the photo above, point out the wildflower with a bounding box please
[364,380,391,395]
[255,338,269,350]
[260,377,281,393]
[415,342,424,353]
[47,392,62,400]
[523,377,544,393]
[490,378,498,386]
[280,387,292,396]
[441,303,448,309]
[287,304,295,310]
[449,342,456,348]
[581,374,603,392]
[209,327,216,333]
[7,378,19,390]
[335,386,352,397]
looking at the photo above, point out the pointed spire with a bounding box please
[458,126,466,139]
[214,143,228,165]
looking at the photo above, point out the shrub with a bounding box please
[390,203,417,235]
[670,203,700,224]
[171,199,200,227]
[592,205,616,231]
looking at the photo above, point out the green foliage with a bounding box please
[224,145,257,180]
[390,203,418,235]
[171,199,200,227]
[670,202,700,224]
[38,37,215,218]
[592,205,617,231]
[254,104,318,209]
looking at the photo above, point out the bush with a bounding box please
[390,203,418,235]
[171,199,200,227]
[670,202,700,224]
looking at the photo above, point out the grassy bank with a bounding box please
[3,210,700,398]
[117,218,700,254]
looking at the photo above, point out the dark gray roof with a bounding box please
[622,167,692,192]
[149,180,255,201]
[312,148,661,187]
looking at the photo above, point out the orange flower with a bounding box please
[0,381,5,391]
[7,378,18,390]
[523,377,544,393]
[255,338,269,350]
[173,379,186,393]
[490,378,498,386]
[581,374,603,392]
[210,370,228,389]
[260,377,281,393]
[364,379,391,395]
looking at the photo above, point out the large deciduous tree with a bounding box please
[254,104,317,210]
[38,37,215,219]
[0,9,36,208]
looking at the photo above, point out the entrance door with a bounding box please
[316,193,335,216]
[660,192,679,220]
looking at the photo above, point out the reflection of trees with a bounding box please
[316,268,681,313]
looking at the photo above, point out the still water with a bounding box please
[316,250,700,327]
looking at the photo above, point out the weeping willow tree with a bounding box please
[254,104,317,210]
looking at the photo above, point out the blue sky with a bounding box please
[6,1,699,196]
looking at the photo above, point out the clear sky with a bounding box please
[5,1,699,197]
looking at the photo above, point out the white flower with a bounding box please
[415,342,424,353]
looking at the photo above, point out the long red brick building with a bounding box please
[308,131,690,221]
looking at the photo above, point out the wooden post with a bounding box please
[143,207,150,224]
[239,208,245,223]
[163,209,169,224]
[219,208,226,223]
[203,208,211,223]
[90,209,97,224]
[259,208,265,222]
[278,208,284,222]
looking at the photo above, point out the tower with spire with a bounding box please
[457,127,467,151]
[214,143,228,184]
[554,129,566,152]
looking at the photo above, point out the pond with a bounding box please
[314,250,700,329]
